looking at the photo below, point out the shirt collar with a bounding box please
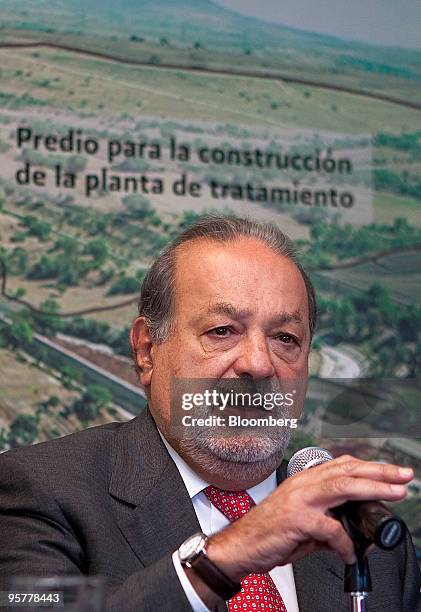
[159,431,208,498]
[159,431,277,503]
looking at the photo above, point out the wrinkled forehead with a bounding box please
[173,237,309,324]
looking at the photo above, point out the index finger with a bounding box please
[314,455,414,484]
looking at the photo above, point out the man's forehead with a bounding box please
[173,237,308,310]
[175,236,296,275]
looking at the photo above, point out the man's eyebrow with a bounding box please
[196,302,305,326]
[204,302,252,319]
[271,311,304,327]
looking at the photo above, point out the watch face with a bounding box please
[179,533,205,563]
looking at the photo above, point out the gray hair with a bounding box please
[135,215,317,365]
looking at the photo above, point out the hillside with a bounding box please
[1,0,421,104]
[3,0,419,55]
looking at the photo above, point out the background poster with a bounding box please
[0,1,420,551]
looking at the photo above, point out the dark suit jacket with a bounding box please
[0,409,419,611]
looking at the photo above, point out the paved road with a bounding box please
[318,344,366,379]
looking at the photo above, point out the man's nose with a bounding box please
[232,334,275,379]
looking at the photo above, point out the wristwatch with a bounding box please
[178,532,242,600]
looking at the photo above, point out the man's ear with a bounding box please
[130,316,154,386]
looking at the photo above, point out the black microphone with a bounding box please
[287,446,406,550]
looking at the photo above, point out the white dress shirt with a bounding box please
[159,434,300,612]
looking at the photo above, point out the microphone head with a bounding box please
[287,446,334,478]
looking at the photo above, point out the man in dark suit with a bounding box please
[0,216,420,611]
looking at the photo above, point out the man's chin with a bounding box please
[195,433,290,464]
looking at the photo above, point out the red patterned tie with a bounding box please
[204,486,287,611]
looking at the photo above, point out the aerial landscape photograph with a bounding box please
[0,0,420,551]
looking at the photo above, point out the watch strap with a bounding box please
[189,551,241,600]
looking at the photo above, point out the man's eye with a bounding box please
[277,333,296,345]
[209,326,231,337]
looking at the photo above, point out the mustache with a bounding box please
[214,378,290,409]
[213,377,284,396]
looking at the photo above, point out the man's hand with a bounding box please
[206,455,413,583]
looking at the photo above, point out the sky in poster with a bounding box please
[215,0,421,50]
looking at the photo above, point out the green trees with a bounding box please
[109,326,130,356]
[1,320,33,350]
[31,299,63,336]
[301,219,421,268]
[22,215,52,241]
[0,187,5,209]
[35,395,60,420]
[61,318,130,357]
[398,305,421,342]
[374,130,421,159]
[122,194,153,220]
[179,210,202,229]
[27,234,109,287]
[108,274,139,295]
[1,394,61,450]
[330,299,359,341]
[0,384,111,450]
[62,317,110,343]
[8,414,38,448]
[374,169,421,201]
[319,283,400,343]
[72,385,112,423]
[27,254,59,280]
[59,365,81,391]
[318,282,420,376]
[83,238,108,266]
[7,247,28,275]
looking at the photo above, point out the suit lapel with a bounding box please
[109,420,356,611]
[109,409,201,567]
[293,553,348,612]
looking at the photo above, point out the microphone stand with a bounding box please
[344,552,372,612]
[337,501,406,611]
[338,512,372,612]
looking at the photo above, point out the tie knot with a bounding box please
[204,486,255,522]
